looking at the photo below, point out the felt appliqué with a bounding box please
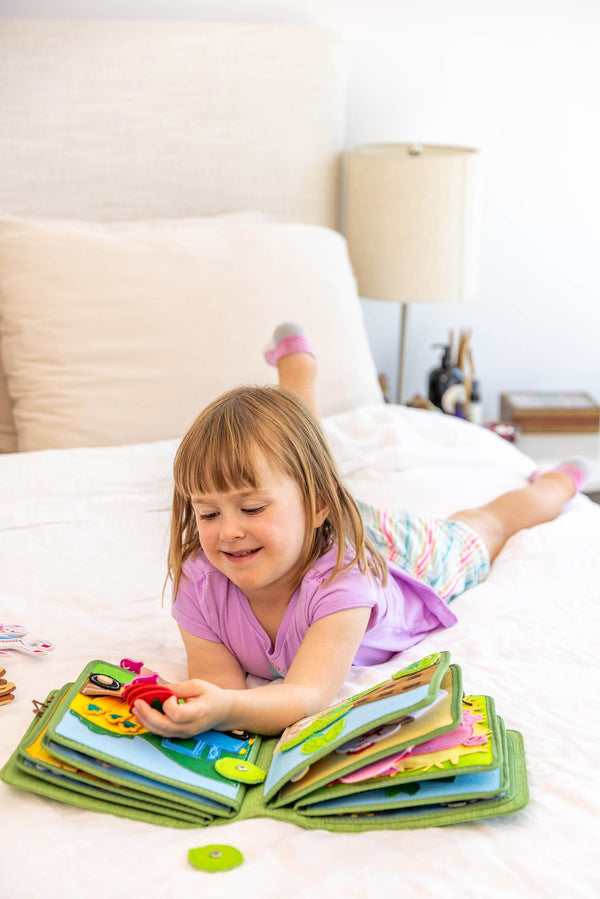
[71,691,146,736]
[0,666,16,706]
[188,845,243,872]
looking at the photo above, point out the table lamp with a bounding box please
[344,142,480,403]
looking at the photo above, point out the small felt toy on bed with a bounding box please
[0,651,528,831]
[0,667,15,707]
[0,624,54,657]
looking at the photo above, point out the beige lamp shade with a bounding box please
[344,143,480,304]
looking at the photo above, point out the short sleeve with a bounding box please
[171,566,222,644]
[301,562,379,629]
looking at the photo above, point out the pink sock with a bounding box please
[529,458,589,493]
[264,322,315,367]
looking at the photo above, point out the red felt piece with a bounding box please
[121,682,176,712]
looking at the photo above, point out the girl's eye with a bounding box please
[197,511,218,521]
[243,506,265,515]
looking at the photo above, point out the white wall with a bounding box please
[4,0,599,418]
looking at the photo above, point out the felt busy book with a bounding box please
[1,652,529,832]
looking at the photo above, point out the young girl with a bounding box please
[133,324,587,739]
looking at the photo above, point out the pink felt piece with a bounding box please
[337,711,485,784]
[131,673,159,685]
[120,658,145,674]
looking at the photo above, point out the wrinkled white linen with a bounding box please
[1,405,599,898]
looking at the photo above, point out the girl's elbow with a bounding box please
[291,680,338,719]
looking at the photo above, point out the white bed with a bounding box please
[1,19,599,899]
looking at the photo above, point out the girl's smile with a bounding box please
[225,548,261,559]
[222,546,264,566]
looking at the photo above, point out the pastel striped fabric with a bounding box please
[356,499,490,603]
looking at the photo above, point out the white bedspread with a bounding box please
[1,405,599,898]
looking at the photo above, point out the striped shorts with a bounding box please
[356,499,490,603]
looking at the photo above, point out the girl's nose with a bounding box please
[219,513,245,542]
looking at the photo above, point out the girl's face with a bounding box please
[191,453,327,607]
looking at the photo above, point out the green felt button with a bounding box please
[188,844,243,872]
[214,757,266,784]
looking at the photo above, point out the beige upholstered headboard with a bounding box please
[0,19,344,223]
[0,19,348,451]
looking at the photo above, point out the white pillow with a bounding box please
[0,214,382,451]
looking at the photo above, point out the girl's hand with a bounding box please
[132,679,232,739]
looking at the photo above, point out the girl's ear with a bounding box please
[314,499,330,528]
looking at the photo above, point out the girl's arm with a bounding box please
[178,627,248,690]
[132,606,371,737]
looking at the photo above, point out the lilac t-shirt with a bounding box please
[171,546,457,680]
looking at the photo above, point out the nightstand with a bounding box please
[516,431,600,497]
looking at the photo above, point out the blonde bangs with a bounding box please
[174,418,259,500]
[173,388,295,499]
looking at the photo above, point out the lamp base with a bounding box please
[396,303,408,404]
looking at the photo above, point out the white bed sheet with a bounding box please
[1,405,599,898]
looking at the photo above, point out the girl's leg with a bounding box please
[450,465,586,563]
[264,322,318,414]
[265,323,587,566]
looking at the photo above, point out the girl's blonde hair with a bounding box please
[168,385,388,598]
